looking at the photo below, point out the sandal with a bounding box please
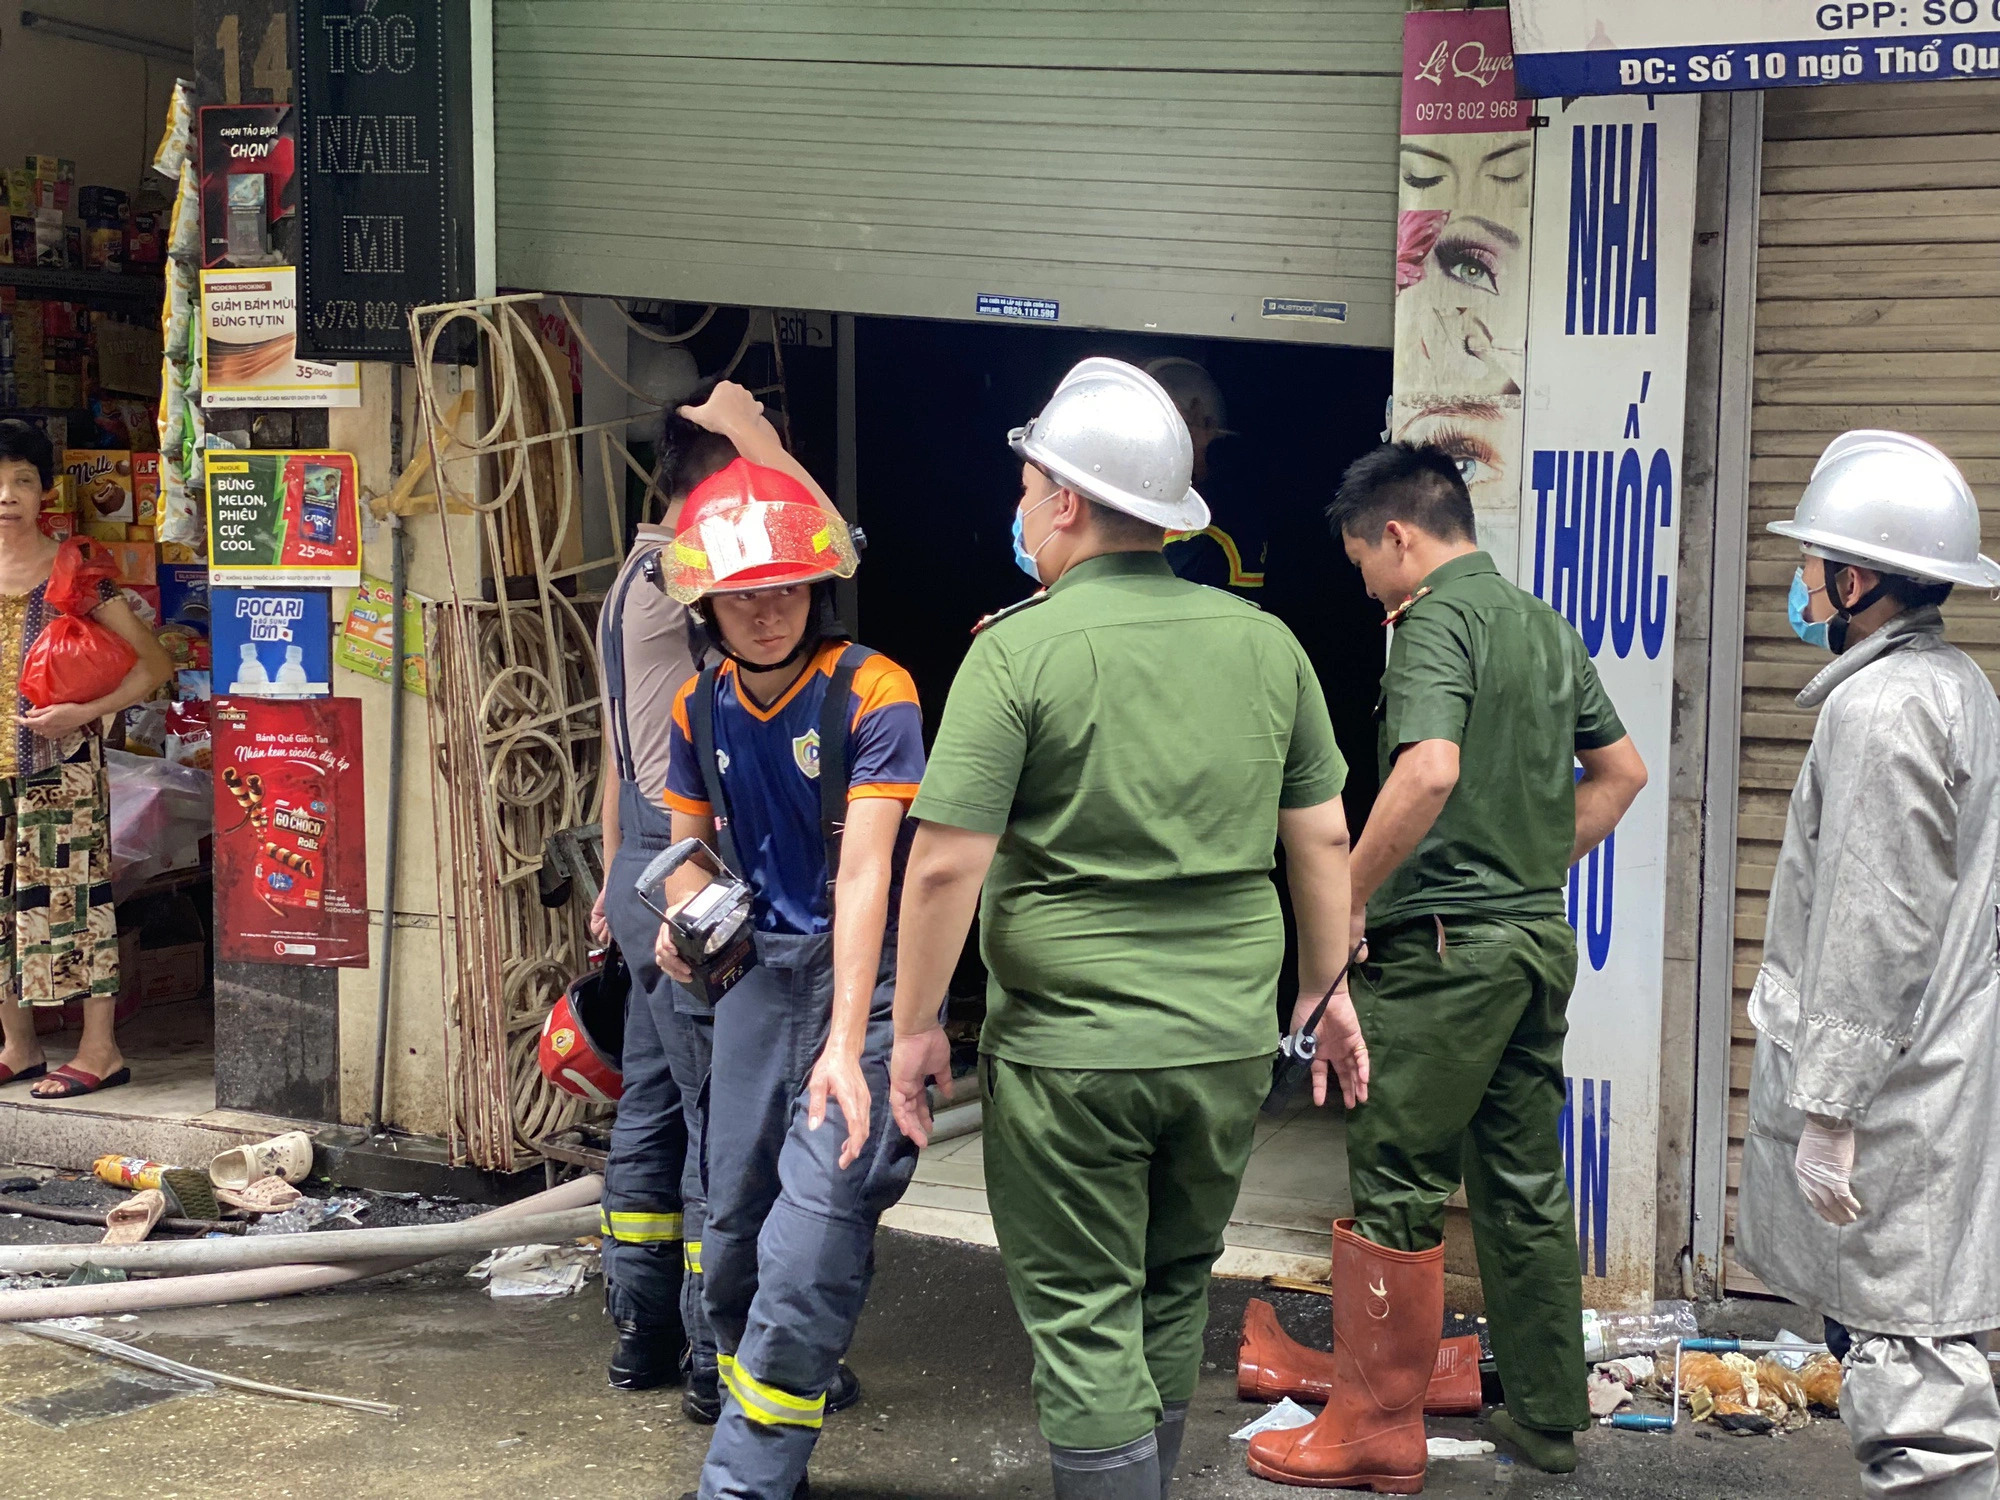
[100,1188,166,1245]
[215,1176,303,1215]
[0,1061,47,1086]
[32,1064,131,1099]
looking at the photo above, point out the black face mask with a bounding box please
[1825,564,1889,655]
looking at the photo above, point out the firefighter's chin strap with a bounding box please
[1825,563,1891,655]
[695,584,848,695]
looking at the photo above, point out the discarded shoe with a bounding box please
[156,1168,218,1223]
[99,1189,165,1245]
[1239,1298,1485,1416]
[208,1130,315,1190]
[678,1485,807,1500]
[215,1177,304,1215]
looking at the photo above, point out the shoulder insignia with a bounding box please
[972,591,1049,636]
[1384,586,1432,629]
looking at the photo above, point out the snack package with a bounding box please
[37,512,74,542]
[131,452,161,526]
[103,540,157,587]
[252,758,331,913]
[165,698,211,769]
[169,159,199,265]
[152,81,195,181]
[63,450,134,524]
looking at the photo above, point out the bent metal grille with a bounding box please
[294,0,474,359]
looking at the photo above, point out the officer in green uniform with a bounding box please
[1247,443,1649,1492]
[888,358,1368,1500]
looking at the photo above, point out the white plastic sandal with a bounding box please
[207,1130,316,1190]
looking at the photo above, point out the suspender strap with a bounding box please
[600,549,655,786]
[817,643,873,916]
[687,663,745,878]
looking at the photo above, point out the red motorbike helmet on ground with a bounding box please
[538,946,629,1104]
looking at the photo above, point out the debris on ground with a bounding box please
[246,1196,369,1237]
[1230,1398,1317,1440]
[1588,1366,1635,1416]
[466,1241,598,1298]
[1428,1437,1496,1459]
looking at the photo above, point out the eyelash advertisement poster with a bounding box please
[1393,9,1536,580]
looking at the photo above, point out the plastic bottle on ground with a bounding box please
[1582,1300,1699,1362]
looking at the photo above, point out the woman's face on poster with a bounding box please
[1394,135,1534,510]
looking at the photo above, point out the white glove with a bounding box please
[1794,1116,1862,1226]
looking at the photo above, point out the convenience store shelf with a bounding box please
[0,265,163,306]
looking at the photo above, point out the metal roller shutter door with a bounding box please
[490,0,1402,346]
[1728,79,2000,1292]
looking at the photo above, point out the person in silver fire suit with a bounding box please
[1739,429,2000,1500]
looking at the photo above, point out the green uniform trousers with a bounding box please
[1344,913,1589,1433]
[981,1052,1270,1450]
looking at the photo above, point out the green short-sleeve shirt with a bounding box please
[912,551,1347,1070]
[1369,551,1625,927]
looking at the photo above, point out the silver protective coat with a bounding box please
[1768,429,2000,588]
[1009,358,1210,533]
[1841,1332,2000,1499]
[1737,608,2000,1337]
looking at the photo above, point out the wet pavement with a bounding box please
[0,1186,1862,1499]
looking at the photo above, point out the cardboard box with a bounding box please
[65,449,133,523]
[131,452,160,525]
[44,474,75,513]
[33,210,64,268]
[9,216,31,266]
[77,186,127,220]
[125,524,154,543]
[103,539,156,586]
[136,942,208,1006]
[83,220,123,273]
[25,156,76,185]
[4,169,29,215]
[125,212,162,268]
[84,519,127,542]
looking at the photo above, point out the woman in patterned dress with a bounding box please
[0,420,172,1098]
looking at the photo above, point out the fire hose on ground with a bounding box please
[0,1204,600,1277]
[0,1173,603,1322]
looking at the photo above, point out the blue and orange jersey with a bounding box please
[664,641,925,935]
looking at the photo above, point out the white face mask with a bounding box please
[1012,492,1057,583]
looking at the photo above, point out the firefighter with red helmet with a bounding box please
[651,457,925,1500]
[567,383,827,1422]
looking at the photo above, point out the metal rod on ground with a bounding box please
[0,1197,243,1236]
[0,1174,603,1322]
[0,1205,599,1276]
[1686,1336,2000,1368]
[11,1322,400,1416]
[368,493,409,1137]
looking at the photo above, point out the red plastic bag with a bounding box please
[18,539,137,710]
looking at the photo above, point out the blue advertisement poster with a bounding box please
[210,587,332,698]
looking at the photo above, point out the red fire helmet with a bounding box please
[661,457,858,604]
[538,951,628,1104]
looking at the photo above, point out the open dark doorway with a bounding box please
[851,316,1393,822]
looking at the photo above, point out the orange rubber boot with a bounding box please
[1238,1302,1483,1417]
[1244,1222,1443,1493]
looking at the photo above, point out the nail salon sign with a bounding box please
[1509,0,2000,96]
